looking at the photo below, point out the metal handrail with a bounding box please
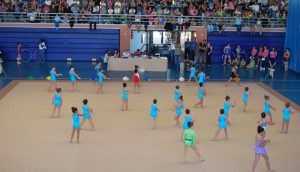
[0,12,287,28]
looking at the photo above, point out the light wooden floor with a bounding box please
[0,81,299,172]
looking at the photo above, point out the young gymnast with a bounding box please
[212,109,228,141]
[150,99,159,129]
[121,83,129,111]
[197,68,209,86]
[225,66,240,86]
[48,66,63,92]
[182,121,205,164]
[133,68,140,93]
[243,87,252,112]
[70,107,84,143]
[259,112,267,129]
[224,95,236,124]
[263,95,276,125]
[223,43,232,65]
[194,83,206,108]
[96,68,107,94]
[187,64,198,85]
[174,96,184,126]
[251,126,274,172]
[69,66,81,92]
[181,109,197,140]
[51,88,62,118]
[80,99,95,130]
[174,85,182,102]
[281,102,296,133]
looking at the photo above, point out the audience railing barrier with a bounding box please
[0,12,287,28]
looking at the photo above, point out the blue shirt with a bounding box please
[176,102,183,115]
[122,88,128,100]
[219,115,227,128]
[182,115,192,129]
[225,47,231,53]
[191,42,197,51]
[185,41,190,49]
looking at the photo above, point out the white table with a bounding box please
[108,57,168,72]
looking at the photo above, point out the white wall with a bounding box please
[130,31,147,54]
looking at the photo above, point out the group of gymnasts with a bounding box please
[47,63,296,171]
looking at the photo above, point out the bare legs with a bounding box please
[174,115,180,127]
[70,128,80,143]
[244,102,247,112]
[195,98,203,108]
[187,77,197,86]
[182,145,204,164]
[80,118,95,130]
[225,77,233,86]
[48,81,57,92]
[97,83,103,94]
[268,113,274,125]
[51,106,61,118]
[121,99,129,111]
[251,153,274,172]
[223,55,231,65]
[281,120,290,133]
[71,82,78,92]
[212,128,228,141]
[151,118,157,129]
[133,83,140,93]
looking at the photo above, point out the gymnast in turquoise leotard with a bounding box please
[48,66,62,92]
[174,96,184,127]
[281,102,295,133]
[223,95,235,125]
[263,95,275,125]
[187,64,198,84]
[51,88,62,118]
[174,85,181,102]
[69,66,81,92]
[70,107,84,143]
[150,99,159,129]
[96,69,106,94]
[195,83,205,108]
[243,87,251,112]
[181,109,195,140]
[80,99,95,130]
[121,83,129,111]
[212,109,228,141]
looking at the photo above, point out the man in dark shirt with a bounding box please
[198,39,207,65]
[190,37,197,62]
[184,38,191,61]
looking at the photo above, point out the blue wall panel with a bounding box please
[0,27,120,61]
[285,0,300,72]
[208,31,285,63]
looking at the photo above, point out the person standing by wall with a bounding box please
[190,37,197,63]
[184,38,190,61]
[206,42,212,66]
[174,41,182,70]
[198,39,207,66]
[89,15,97,31]
[170,38,176,64]
[39,39,47,63]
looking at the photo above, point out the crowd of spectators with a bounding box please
[0,0,289,27]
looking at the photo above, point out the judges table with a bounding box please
[108,57,168,72]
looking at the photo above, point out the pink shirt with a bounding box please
[251,49,257,56]
[258,49,263,56]
[262,49,269,58]
[270,51,277,58]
